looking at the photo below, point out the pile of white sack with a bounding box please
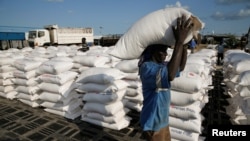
[0,46,84,120]
[0,48,24,99]
[222,49,250,124]
[76,67,131,130]
[167,48,216,141]
[113,59,143,112]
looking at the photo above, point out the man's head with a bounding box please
[147,44,168,63]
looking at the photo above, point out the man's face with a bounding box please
[152,48,167,63]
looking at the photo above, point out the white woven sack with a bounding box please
[239,86,250,97]
[170,101,203,120]
[51,56,73,62]
[38,60,73,74]
[228,53,250,65]
[24,56,49,62]
[0,57,15,65]
[39,91,78,104]
[125,87,142,97]
[0,85,16,93]
[76,67,127,84]
[73,55,110,67]
[123,72,140,80]
[237,70,250,86]
[39,80,74,94]
[13,70,37,79]
[17,93,39,101]
[0,78,14,86]
[19,99,40,108]
[109,7,204,59]
[82,89,126,104]
[83,100,127,116]
[41,99,81,112]
[0,65,16,73]
[114,59,139,73]
[14,59,42,71]
[125,101,143,112]
[0,72,14,79]
[232,59,250,74]
[124,92,143,103]
[16,86,41,95]
[123,79,142,89]
[82,108,130,124]
[13,78,39,86]
[39,71,77,85]
[81,116,130,130]
[170,127,200,141]
[170,90,204,106]
[170,71,205,93]
[184,63,206,77]
[44,107,81,120]
[77,79,129,93]
[169,116,203,134]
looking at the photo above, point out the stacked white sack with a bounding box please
[76,67,131,130]
[114,59,143,112]
[233,71,250,124]
[0,49,23,100]
[37,58,81,120]
[169,72,207,139]
[72,46,112,73]
[169,49,215,141]
[222,50,250,124]
[13,57,44,107]
[223,50,250,96]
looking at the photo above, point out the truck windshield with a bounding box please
[28,31,37,39]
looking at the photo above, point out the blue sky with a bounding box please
[0,0,249,36]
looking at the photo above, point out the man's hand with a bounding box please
[172,15,193,44]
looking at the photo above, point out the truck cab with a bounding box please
[28,29,50,47]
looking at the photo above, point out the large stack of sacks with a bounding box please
[36,47,82,120]
[222,50,250,124]
[76,67,132,130]
[13,57,43,107]
[0,49,24,100]
[113,59,143,112]
[169,48,215,141]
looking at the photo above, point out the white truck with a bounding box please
[28,24,94,47]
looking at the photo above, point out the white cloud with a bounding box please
[212,7,250,20]
[165,1,189,10]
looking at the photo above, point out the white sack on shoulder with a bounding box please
[109,7,204,59]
